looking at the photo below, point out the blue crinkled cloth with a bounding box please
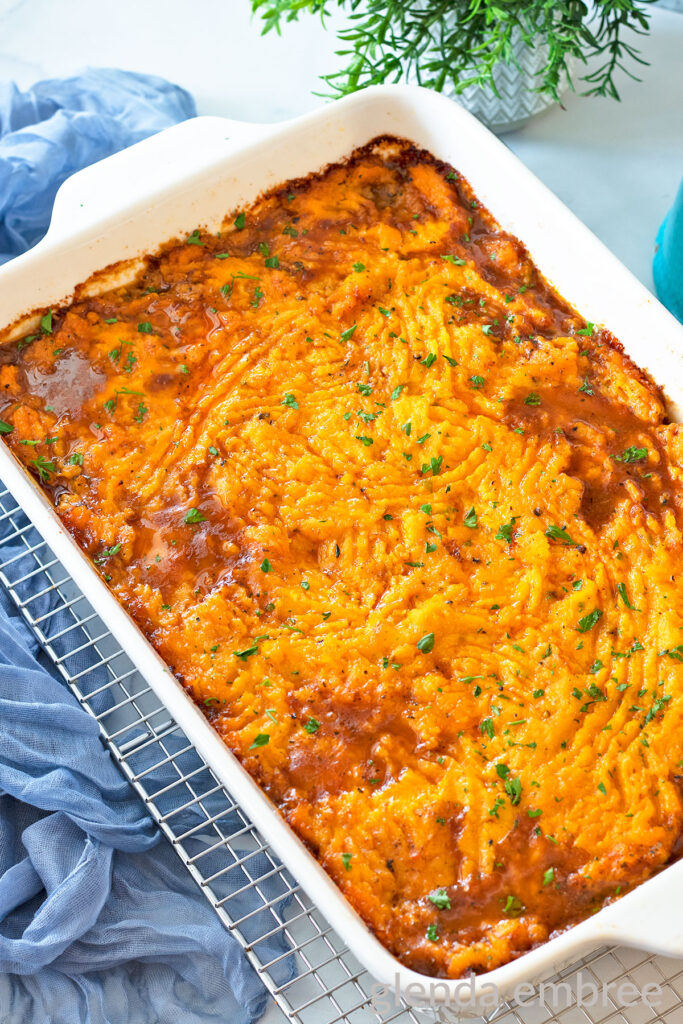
[0,70,294,1023]
[0,67,195,263]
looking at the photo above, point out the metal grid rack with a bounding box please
[0,482,682,1024]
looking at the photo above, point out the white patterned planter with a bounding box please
[409,29,574,134]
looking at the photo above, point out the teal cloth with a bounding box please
[653,177,683,324]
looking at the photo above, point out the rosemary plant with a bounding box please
[251,0,653,102]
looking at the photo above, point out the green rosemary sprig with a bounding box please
[251,0,654,103]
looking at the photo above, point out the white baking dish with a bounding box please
[1,85,682,1009]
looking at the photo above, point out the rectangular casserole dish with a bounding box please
[0,84,682,1008]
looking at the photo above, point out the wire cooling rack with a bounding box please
[1,483,682,1024]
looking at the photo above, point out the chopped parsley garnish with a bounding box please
[340,324,357,342]
[505,776,522,805]
[30,456,56,481]
[390,385,404,400]
[260,558,272,573]
[481,718,494,739]
[576,322,595,337]
[577,608,603,633]
[137,321,153,334]
[427,887,450,910]
[421,455,443,476]
[524,392,541,406]
[421,353,437,368]
[355,435,373,446]
[303,718,320,734]
[0,420,13,435]
[464,507,478,528]
[503,895,524,918]
[235,644,259,662]
[417,632,435,654]
[185,229,204,245]
[613,446,648,463]
[441,255,466,266]
[426,924,439,942]
[545,524,576,545]
[341,853,353,871]
[234,212,246,230]
[495,518,516,544]
[352,262,365,272]
[469,375,485,389]
[40,310,53,334]
[249,733,269,749]
[94,543,121,564]
[184,508,207,524]
[616,582,639,610]
[282,392,298,409]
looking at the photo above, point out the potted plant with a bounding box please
[251,0,654,132]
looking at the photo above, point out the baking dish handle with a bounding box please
[594,860,683,958]
[46,115,274,239]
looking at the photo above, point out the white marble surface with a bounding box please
[0,3,682,1022]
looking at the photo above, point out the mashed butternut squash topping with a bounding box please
[2,138,683,978]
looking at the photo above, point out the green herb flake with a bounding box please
[249,733,269,749]
[417,632,435,654]
[496,518,516,544]
[545,524,576,545]
[427,887,450,910]
[577,608,603,633]
[613,446,648,463]
[617,582,639,610]
[184,508,207,524]
[464,507,478,528]
[30,455,56,481]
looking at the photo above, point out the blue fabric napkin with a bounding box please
[0,68,197,263]
[0,71,294,1023]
